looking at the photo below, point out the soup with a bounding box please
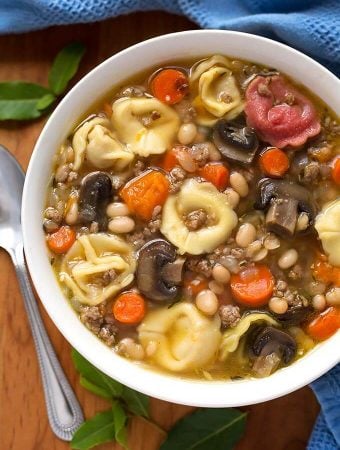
[43,55,340,380]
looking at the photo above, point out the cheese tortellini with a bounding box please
[60,233,135,306]
[138,302,221,372]
[160,179,237,255]
[315,199,340,266]
[219,312,278,361]
[111,97,180,157]
[190,55,244,126]
[72,116,134,171]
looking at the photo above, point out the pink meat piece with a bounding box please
[245,75,321,148]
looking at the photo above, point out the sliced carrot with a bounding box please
[183,273,209,297]
[313,257,340,287]
[306,307,340,341]
[259,147,289,178]
[113,291,146,324]
[46,226,76,254]
[120,170,169,222]
[230,264,274,307]
[331,157,340,185]
[151,69,189,105]
[159,148,180,172]
[198,163,229,190]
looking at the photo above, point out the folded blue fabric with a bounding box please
[0,0,339,448]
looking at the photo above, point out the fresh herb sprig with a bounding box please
[71,349,247,450]
[0,42,85,121]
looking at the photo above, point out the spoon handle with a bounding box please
[10,243,84,441]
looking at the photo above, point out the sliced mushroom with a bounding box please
[250,326,297,363]
[273,305,313,326]
[254,178,317,238]
[213,119,259,164]
[78,171,112,230]
[136,239,184,302]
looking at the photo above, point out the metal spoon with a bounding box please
[0,144,84,441]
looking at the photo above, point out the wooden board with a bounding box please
[0,11,319,450]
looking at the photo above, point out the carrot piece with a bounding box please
[230,264,274,307]
[151,69,189,105]
[306,307,340,341]
[198,163,230,190]
[159,148,179,172]
[120,170,169,222]
[331,158,340,185]
[313,257,340,287]
[46,226,76,254]
[183,273,209,296]
[259,147,290,178]
[113,291,146,324]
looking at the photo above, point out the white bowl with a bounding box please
[22,30,340,407]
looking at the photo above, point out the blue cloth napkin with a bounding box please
[0,0,339,448]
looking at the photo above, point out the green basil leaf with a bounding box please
[71,409,115,450]
[121,386,149,418]
[72,349,123,397]
[49,42,86,95]
[160,408,247,450]
[80,376,112,399]
[36,93,56,111]
[0,82,52,120]
[112,401,129,450]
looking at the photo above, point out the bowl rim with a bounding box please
[22,29,340,408]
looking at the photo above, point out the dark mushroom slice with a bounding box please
[254,178,317,238]
[78,171,112,231]
[136,239,184,302]
[213,119,259,165]
[249,326,297,377]
[273,304,313,326]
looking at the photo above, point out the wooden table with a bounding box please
[0,12,320,450]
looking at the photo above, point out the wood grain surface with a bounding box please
[0,11,320,450]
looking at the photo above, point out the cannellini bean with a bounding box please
[207,142,222,161]
[269,297,288,314]
[118,338,145,360]
[108,216,135,234]
[195,289,219,316]
[278,249,298,269]
[65,200,79,225]
[177,150,196,172]
[177,123,197,145]
[235,223,256,248]
[325,287,340,306]
[312,294,327,311]
[296,212,309,232]
[252,247,268,262]
[246,240,262,257]
[264,234,280,250]
[208,280,224,295]
[229,172,249,197]
[106,202,130,218]
[212,264,230,284]
[224,188,240,209]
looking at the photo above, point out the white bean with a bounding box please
[224,188,240,209]
[296,212,309,232]
[208,280,224,295]
[269,297,288,314]
[108,216,135,234]
[212,264,230,284]
[106,202,130,218]
[230,172,249,197]
[312,294,327,311]
[177,150,196,172]
[278,249,298,269]
[117,338,145,360]
[195,289,219,316]
[207,142,222,161]
[236,223,256,248]
[177,123,197,145]
[252,247,268,262]
[65,200,78,225]
[325,287,340,306]
[264,234,280,250]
